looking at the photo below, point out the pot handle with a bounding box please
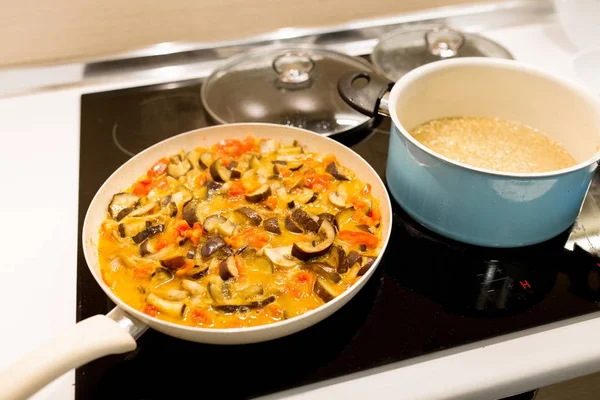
[337,71,394,117]
[0,308,146,400]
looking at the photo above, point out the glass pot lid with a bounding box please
[371,25,514,81]
[201,45,375,136]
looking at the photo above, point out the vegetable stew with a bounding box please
[98,136,383,328]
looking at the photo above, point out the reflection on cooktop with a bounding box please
[77,78,600,400]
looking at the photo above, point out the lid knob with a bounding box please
[425,26,465,58]
[272,51,315,84]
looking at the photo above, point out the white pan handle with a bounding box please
[0,308,147,400]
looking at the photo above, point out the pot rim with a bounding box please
[388,57,600,178]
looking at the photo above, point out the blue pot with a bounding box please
[339,58,600,247]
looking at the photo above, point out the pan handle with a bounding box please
[0,308,146,400]
[337,71,394,117]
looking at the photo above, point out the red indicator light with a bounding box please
[597,263,600,268]
[520,280,531,290]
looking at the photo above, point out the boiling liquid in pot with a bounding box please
[410,117,577,173]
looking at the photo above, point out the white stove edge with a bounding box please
[0,21,597,400]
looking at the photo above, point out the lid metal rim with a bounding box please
[370,24,514,81]
[200,43,376,136]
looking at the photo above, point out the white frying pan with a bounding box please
[0,123,392,400]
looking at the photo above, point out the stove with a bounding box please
[77,78,600,399]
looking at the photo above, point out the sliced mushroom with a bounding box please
[291,209,319,233]
[146,293,185,317]
[202,214,227,233]
[235,207,263,226]
[358,256,376,276]
[264,246,298,268]
[314,278,338,303]
[263,218,281,235]
[109,193,140,220]
[167,155,192,178]
[209,158,231,183]
[160,289,188,301]
[219,256,239,280]
[272,160,287,166]
[284,216,303,234]
[245,184,272,203]
[213,296,276,313]
[302,263,342,283]
[170,189,193,207]
[132,224,165,244]
[291,220,336,260]
[181,279,206,296]
[356,224,374,234]
[201,235,227,258]
[329,190,348,208]
[325,162,349,181]
[199,152,213,169]
[186,249,195,259]
[207,277,225,302]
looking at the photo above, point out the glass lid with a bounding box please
[201,45,375,136]
[371,25,514,81]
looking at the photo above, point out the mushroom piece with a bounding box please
[291,220,336,260]
[245,184,272,203]
[334,208,355,230]
[342,251,362,273]
[325,162,349,181]
[118,219,147,238]
[264,246,298,268]
[216,219,239,237]
[287,161,304,171]
[263,218,281,235]
[234,207,263,226]
[329,245,347,273]
[167,155,192,178]
[186,150,201,169]
[181,279,206,296]
[140,239,156,257]
[160,289,188,301]
[109,193,140,220]
[150,267,174,288]
[201,235,227,258]
[209,158,232,183]
[146,293,185,317]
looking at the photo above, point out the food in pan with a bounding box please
[98,136,383,328]
[410,117,577,173]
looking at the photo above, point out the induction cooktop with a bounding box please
[77,78,600,400]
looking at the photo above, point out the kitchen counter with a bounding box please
[2,17,600,400]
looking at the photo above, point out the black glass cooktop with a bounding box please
[77,78,600,399]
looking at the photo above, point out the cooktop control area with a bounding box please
[77,79,600,399]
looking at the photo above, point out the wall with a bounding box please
[0,0,506,68]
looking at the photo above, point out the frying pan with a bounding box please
[0,123,392,400]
